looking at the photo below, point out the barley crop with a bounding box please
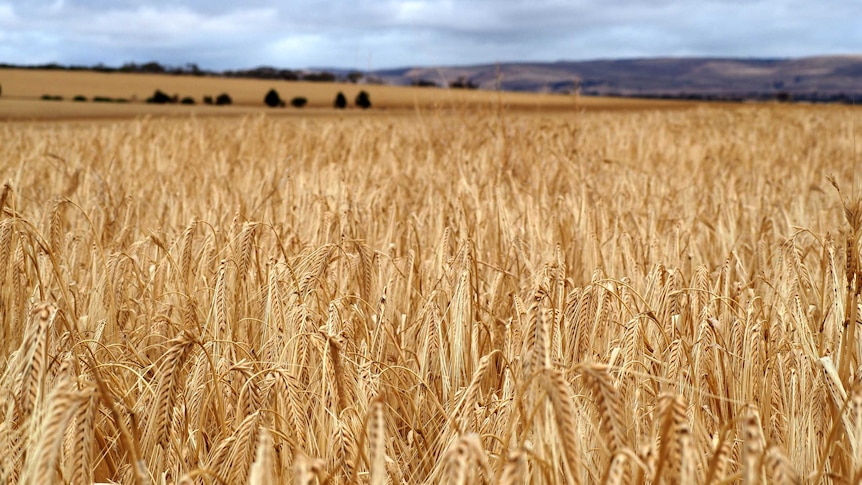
[0,104,861,483]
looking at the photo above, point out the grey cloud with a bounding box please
[0,0,858,69]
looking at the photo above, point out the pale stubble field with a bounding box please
[0,103,861,484]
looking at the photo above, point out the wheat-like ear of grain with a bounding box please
[142,332,195,457]
[601,451,628,485]
[0,182,10,213]
[851,389,862,477]
[542,367,583,485]
[48,197,64,261]
[765,445,801,485]
[582,364,627,452]
[742,408,765,485]
[178,219,197,286]
[368,399,387,485]
[678,425,697,484]
[206,435,236,483]
[532,288,550,371]
[330,412,357,481]
[236,221,258,282]
[442,434,491,484]
[15,302,56,420]
[463,433,493,481]
[704,427,734,483]
[211,258,230,342]
[67,391,96,485]
[0,218,14,283]
[326,331,349,414]
[225,410,261,485]
[453,352,493,430]
[21,375,81,484]
[248,427,275,485]
[652,393,686,483]
[499,449,526,485]
[294,451,326,485]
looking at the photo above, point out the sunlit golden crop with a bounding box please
[1,99,861,483]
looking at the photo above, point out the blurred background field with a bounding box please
[0,68,694,121]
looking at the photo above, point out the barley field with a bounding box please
[0,68,688,121]
[0,103,861,484]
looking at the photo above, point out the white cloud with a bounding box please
[73,6,278,43]
[0,0,859,69]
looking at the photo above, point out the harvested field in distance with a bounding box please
[0,68,692,120]
[1,105,862,483]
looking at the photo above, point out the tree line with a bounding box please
[0,61,380,84]
[141,88,372,109]
[265,89,371,109]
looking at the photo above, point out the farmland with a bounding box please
[0,68,690,121]
[0,72,861,483]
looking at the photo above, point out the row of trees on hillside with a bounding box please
[264,90,308,108]
[140,88,373,109]
[145,90,232,105]
[5,84,377,109]
[265,89,371,109]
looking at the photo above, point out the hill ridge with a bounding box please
[372,55,862,102]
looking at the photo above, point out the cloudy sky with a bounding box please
[0,0,859,70]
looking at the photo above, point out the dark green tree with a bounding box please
[355,90,371,109]
[264,88,283,107]
[146,89,172,104]
[290,97,308,108]
[215,93,232,105]
[334,92,347,109]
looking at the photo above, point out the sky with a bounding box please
[0,0,859,71]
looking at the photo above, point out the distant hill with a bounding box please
[373,56,862,102]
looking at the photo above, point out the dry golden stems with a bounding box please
[0,107,861,482]
[828,176,862,386]
[820,355,860,461]
[90,355,150,485]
